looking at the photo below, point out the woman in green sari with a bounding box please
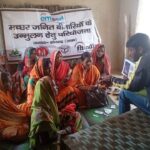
[29,76,82,149]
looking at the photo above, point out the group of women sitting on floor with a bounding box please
[0,44,111,148]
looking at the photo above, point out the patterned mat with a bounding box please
[63,109,150,150]
[79,96,118,126]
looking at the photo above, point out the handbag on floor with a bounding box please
[86,87,109,108]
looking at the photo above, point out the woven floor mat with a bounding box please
[63,109,150,150]
[79,95,119,126]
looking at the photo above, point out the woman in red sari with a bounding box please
[50,50,77,109]
[22,47,37,85]
[12,47,37,103]
[68,52,100,107]
[50,50,71,89]
[91,44,111,76]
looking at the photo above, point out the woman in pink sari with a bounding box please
[50,50,77,109]
[92,44,111,76]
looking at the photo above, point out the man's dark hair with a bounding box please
[126,33,150,52]
[81,52,91,61]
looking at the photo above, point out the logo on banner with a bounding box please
[40,13,64,22]
[40,13,51,22]
[36,47,49,57]
[59,45,70,54]
[75,42,85,52]
[75,42,95,52]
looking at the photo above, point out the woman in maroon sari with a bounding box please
[92,44,111,76]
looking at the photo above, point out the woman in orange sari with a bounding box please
[0,71,29,142]
[91,44,111,76]
[17,58,51,116]
[68,52,100,107]
[50,50,77,109]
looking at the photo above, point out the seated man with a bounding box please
[102,33,150,115]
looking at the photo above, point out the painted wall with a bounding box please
[118,0,139,71]
[0,0,139,73]
[0,0,120,72]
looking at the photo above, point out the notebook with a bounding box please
[121,59,135,78]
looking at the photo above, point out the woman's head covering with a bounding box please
[30,58,49,80]
[24,47,37,67]
[91,44,111,75]
[50,50,62,78]
[91,44,105,65]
